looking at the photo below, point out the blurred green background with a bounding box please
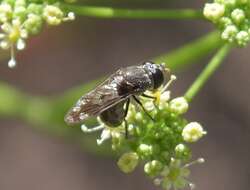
[0,0,249,190]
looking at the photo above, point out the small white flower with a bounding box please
[175,144,185,152]
[43,5,64,26]
[8,58,16,68]
[231,9,245,24]
[16,39,25,50]
[155,157,205,190]
[221,24,238,42]
[160,91,170,102]
[182,122,206,143]
[236,30,250,46]
[0,39,10,49]
[138,144,153,156]
[117,152,139,173]
[1,22,11,33]
[169,97,189,115]
[0,3,12,23]
[219,17,232,26]
[135,112,143,121]
[144,101,155,111]
[144,160,163,176]
[64,12,76,21]
[158,91,170,110]
[97,128,111,145]
[203,3,225,22]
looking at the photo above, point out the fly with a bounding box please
[64,61,170,136]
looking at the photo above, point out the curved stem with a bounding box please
[155,31,222,71]
[184,44,232,102]
[62,4,204,20]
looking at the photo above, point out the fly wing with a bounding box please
[64,74,129,125]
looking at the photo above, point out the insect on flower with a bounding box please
[64,62,170,136]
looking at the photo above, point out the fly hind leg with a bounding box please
[132,95,155,122]
[124,98,130,139]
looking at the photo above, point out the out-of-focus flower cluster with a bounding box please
[0,0,75,68]
[203,0,250,47]
[81,75,206,190]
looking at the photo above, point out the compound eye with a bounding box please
[143,61,156,70]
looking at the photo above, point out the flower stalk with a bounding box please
[155,31,223,71]
[184,43,232,102]
[62,4,204,20]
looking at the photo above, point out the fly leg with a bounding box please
[124,98,130,138]
[141,93,156,100]
[132,95,155,122]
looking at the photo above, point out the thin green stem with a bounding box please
[154,31,222,71]
[184,44,232,102]
[62,4,204,20]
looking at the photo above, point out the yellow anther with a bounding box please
[152,91,161,105]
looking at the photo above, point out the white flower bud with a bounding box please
[182,122,206,143]
[67,12,75,20]
[144,160,163,176]
[117,152,139,173]
[8,58,16,68]
[231,9,245,24]
[189,183,196,190]
[0,40,10,49]
[203,3,225,22]
[138,144,153,155]
[236,30,250,46]
[221,25,238,42]
[197,158,205,163]
[43,5,64,26]
[24,13,43,35]
[97,128,111,145]
[14,6,26,16]
[153,178,162,186]
[16,39,25,50]
[175,144,185,152]
[144,101,155,111]
[169,97,188,115]
[219,17,232,26]
[0,33,5,39]
[1,23,11,33]
[135,112,143,121]
[160,91,170,102]
[0,3,12,22]
[15,0,26,7]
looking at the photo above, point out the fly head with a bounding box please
[143,61,169,89]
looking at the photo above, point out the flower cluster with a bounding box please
[0,0,75,68]
[203,0,250,46]
[81,75,206,190]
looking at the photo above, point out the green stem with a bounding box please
[184,44,232,102]
[62,4,204,20]
[154,31,222,71]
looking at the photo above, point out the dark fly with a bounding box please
[64,62,169,135]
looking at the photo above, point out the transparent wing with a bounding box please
[64,65,152,125]
[64,75,129,125]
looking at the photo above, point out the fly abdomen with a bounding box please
[99,100,126,127]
